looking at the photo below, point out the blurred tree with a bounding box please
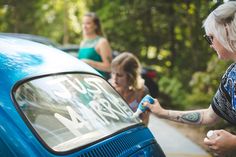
[0,0,42,33]
[185,56,231,108]
[84,0,217,107]
[0,0,227,110]
[0,0,86,44]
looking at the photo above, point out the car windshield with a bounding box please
[14,73,140,152]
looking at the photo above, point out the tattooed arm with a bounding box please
[165,106,220,125]
[144,99,220,125]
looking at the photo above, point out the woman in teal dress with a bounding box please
[78,12,112,79]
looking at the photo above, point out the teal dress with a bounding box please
[78,36,108,78]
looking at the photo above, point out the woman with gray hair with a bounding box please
[144,1,236,156]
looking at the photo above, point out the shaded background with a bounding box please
[0,0,233,131]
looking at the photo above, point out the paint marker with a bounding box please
[132,95,154,118]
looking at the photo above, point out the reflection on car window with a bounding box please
[14,74,139,152]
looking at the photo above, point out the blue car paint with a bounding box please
[0,35,165,157]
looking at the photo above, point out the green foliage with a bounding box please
[184,55,231,108]
[0,0,86,44]
[158,55,231,110]
[0,0,227,112]
[158,75,186,109]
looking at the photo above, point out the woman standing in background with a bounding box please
[78,12,112,79]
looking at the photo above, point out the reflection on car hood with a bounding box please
[0,35,99,86]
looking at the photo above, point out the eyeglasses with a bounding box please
[203,34,213,45]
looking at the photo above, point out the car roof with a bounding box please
[0,35,99,88]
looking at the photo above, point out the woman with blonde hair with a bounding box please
[109,52,150,125]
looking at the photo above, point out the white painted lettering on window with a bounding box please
[67,75,87,94]
[85,78,109,95]
[47,77,72,99]
[53,75,133,136]
[106,94,133,116]
[55,106,92,136]
[75,100,106,127]
[90,98,128,123]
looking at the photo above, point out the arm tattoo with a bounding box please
[176,112,201,124]
[169,112,201,124]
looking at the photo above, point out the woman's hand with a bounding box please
[204,129,236,156]
[143,99,168,118]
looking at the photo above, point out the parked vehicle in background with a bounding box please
[0,35,165,156]
[0,32,159,98]
[141,67,159,98]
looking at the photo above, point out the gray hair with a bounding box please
[203,1,236,52]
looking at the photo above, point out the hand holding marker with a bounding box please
[132,95,154,118]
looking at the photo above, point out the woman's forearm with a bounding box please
[166,110,204,125]
[157,106,219,125]
[84,59,111,72]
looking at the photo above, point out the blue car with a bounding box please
[0,35,165,157]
